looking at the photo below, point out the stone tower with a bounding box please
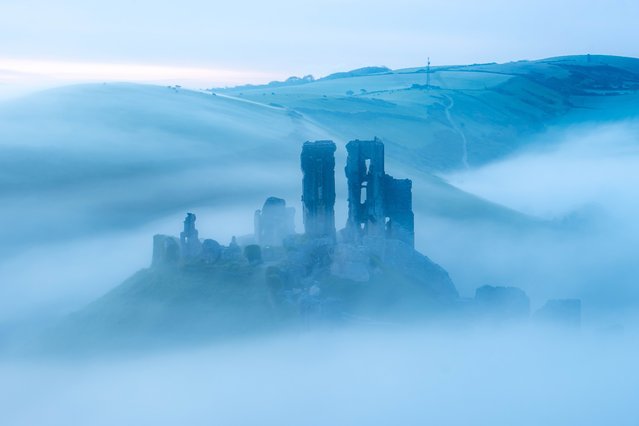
[301,140,336,239]
[180,212,202,258]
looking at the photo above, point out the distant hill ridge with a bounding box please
[212,66,393,92]
[214,55,639,92]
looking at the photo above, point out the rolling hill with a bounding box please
[216,55,639,170]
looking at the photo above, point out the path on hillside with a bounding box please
[442,94,470,169]
[212,91,340,142]
[212,92,285,110]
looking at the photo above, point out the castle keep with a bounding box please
[300,140,337,240]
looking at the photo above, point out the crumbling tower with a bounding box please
[180,212,202,258]
[345,138,414,247]
[301,140,337,239]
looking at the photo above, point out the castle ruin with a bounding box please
[141,137,577,327]
[152,137,415,265]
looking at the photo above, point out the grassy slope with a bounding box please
[219,55,639,170]
[51,257,456,348]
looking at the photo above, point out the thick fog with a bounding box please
[431,121,639,324]
[1,88,638,424]
[2,327,638,425]
[0,84,330,323]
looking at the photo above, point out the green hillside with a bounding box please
[218,55,639,170]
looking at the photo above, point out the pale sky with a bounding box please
[0,0,637,95]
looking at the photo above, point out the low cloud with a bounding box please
[426,121,639,322]
[2,326,638,425]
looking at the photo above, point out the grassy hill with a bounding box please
[217,55,639,170]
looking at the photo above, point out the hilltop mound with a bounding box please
[46,138,461,349]
[55,239,456,349]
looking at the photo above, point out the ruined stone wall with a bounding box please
[254,196,295,246]
[383,176,415,247]
[345,138,386,241]
[152,234,180,266]
[344,138,415,248]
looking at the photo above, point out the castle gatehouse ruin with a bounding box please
[344,138,414,248]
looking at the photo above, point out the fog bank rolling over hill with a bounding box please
[1,55,638,325]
